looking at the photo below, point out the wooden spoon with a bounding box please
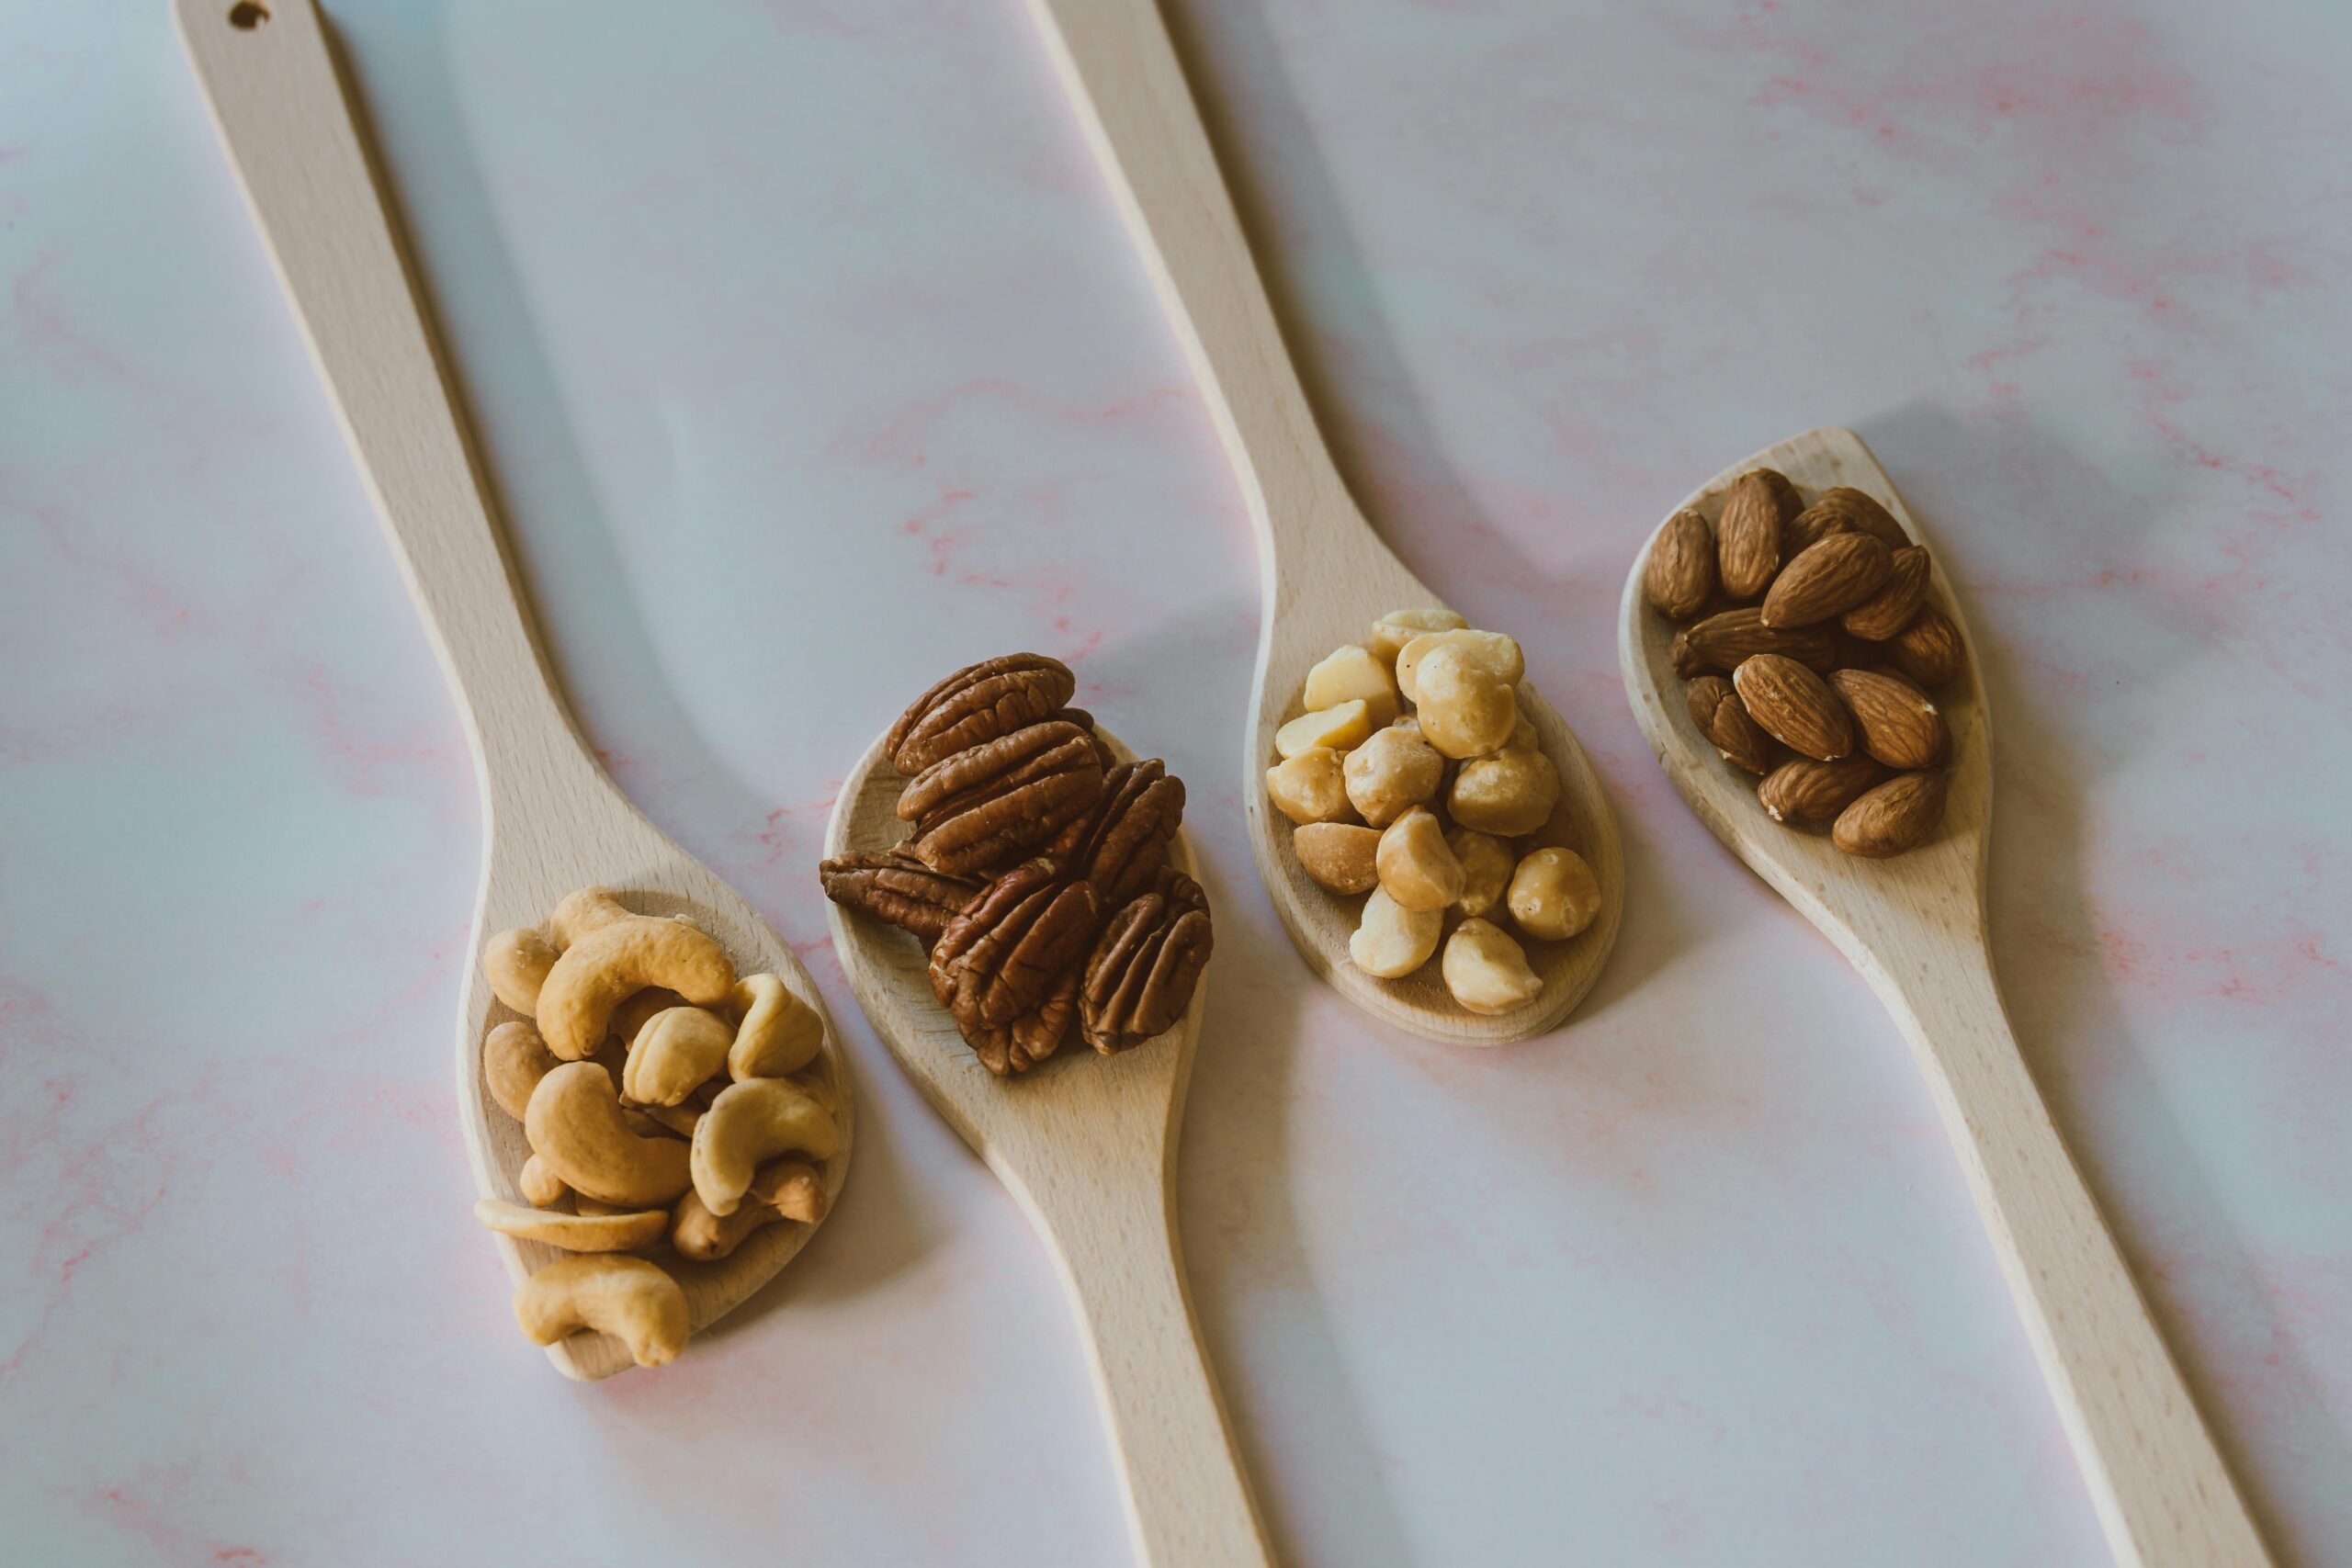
[823,728,1271,1568]
[177,0,853,1381]
[1620,426,2269,1567]
[1023,0,1623,1043]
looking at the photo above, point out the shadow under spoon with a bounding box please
[1620,424,2269,1567]
[176,0,853,1380]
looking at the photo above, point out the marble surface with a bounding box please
[4,0,2348,1562]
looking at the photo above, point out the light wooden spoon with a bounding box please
[1023,0,1623,1043]
[177,0,853,1381]
[823,728,1270,1568]
[1621,426,2268,1567]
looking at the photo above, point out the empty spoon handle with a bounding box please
[176,0,589,801]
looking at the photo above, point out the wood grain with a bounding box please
[175,0,852,1380]
[1023,0,1621,1043]
[823,728,1271,1568]
[1619,426,2270,1568]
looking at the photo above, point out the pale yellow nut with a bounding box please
[483,928,558,1015]
[1508,847,1601,942]
[474,1199,667,1254]
[513,1255,689,1369]
[548,886,635,950]
[1413,646,1517,760]
[536,906,736,1061]
[517,1154,569,1209]
[1450,747,1560,837]
[630,1102,702,1139]
[671,1158,828,1263]
[1508,701,1539,754]
[1302,644,1400,727]
[621,1005,734,1107]
[690,1077,842,1217]
[1342,723,1444,829]
[1375,806,1464,912]
[609,987,687,1050]
[482,1020,561,1122]
[1273,700,1372,760]
[1292,822,1381,895]
[729,973,824,1080]
[1368,607,1468,664]
[572,1194,629,1217]
[1447,827,1515,920]
[525,1062,694,1208]
[1396,628,1524,705]
[1442,919,1543,1015]
[1349,886,1442,979]
[1266,748,1355,826]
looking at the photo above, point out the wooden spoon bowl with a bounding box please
[824,726,1271,1568]
[178,0,851,1382]
[1620,426,2268,1567]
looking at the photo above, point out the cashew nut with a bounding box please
[536,906,736,1061]
[1342,723,1444,829]
[1349,886,1442,979]
[671,1158,828,1262]
[1375,806,1464,911]
[518,1153,569,1208]
[483,928,559,1014]
[1447,827,1515,920]
[1273,700,1372,759]
[1442,919,1543,1014]
[525,1062,694,1207]
[1412,644,1517,760]
[630,1102,703,1139]
[549,886,635,949]
[1302,644,1400,727]
[474,1198,667,1253]
[1266,748,1355,826]
[1508,846,1601,942]
[483,1020,561,1122]
[609,987,688,1051]
[621,1005,735,1107]
[1449,746,1560,837]
[1396,629,1524,705]
[1368,607,1468,663]
[513,1255,689,1369]
[690,1077,842,1217]
[729,973,823,1081]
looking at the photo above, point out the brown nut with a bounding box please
[896,719,1105,876]
[1733,655,1853,761]
[818,850,980,946]
[1833,772,1949,858]
[887,653,1076,773]
[1293,823,1382,895]
[1841,546,1930,641]
[1685,674,1774,775]
[1447,827,1514,919]
[1267,749,1354,825]
[1891,606,1966,688]
[1448,747,1560,837]
[1414,644,1517,760]
[1829,668,1948,770]
[1717,468,1799,599]
[1681,607,1839,674]
[1758,754,1881,824]
[1395,629,1524,705]
[928,862,1102,1075]
[1055,758,1184,905]
[1349,886,1442,979]
[1303,644,1401,727]
[1375,806,1465,911]
[1369,608,1468,663]
[1760,533,1894,628]
[1342,724,1445,828]
[1507,847,1601,942]
[1441,919,1543,1015]
[1080,868,1213,1054]
[1644,508,1716,619]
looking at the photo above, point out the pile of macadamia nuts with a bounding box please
[470,886,844,1370]
[1267,610,1603,1015]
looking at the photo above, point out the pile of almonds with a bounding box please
[1267,610,1601,1015]
[1644,472,1966,857]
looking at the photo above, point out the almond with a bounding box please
[1813,486,1909,548]
[1716,468,1797,599]
[1828,668,1947,769]
[1841,546,1930,640]
[1891,605,1965,687]
[1783,502,1852,555]
[1669,629,1705,680]
[1682,607,1838,673]
[1760,533,1893,627]
[1733,654,1853,761]
[1833,772,1947,858]
[1758,755,1881,823]
[1644,508,1716,620]
[1685,675,1773,774]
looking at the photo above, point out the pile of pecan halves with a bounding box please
[819,654,1213,1077]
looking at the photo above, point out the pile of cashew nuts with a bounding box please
[473,886,844,1369]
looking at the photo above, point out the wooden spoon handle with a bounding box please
[1023,0,1365,581]
[1021,1168,1273,1568]
[175,0,585,792]
[1878,955,2270,1567]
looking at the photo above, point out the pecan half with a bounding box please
[1081,868,1213,1055]
[886,654,1077,773]
[818,848,980,945]
[930,862,1104,1075]
[895,719,1104,876]
[1051,758,1184,906]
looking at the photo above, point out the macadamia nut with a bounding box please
[1293,823,1381,894]
[1447,828,1514,919]
[1349,887,1443,978]
[1507,847,1600,942]
[1414,644,1517,760]
[1274,700,1372,759]
[1303,645,1400,727]
[1266,748,1354,825]
[1442,919,1542,1015]
[1369,608,1467,663]
[1449,747,1560,837]
[1375,807,1464,911]
[1342,723,1444,827]
[1396,629,1524,705]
